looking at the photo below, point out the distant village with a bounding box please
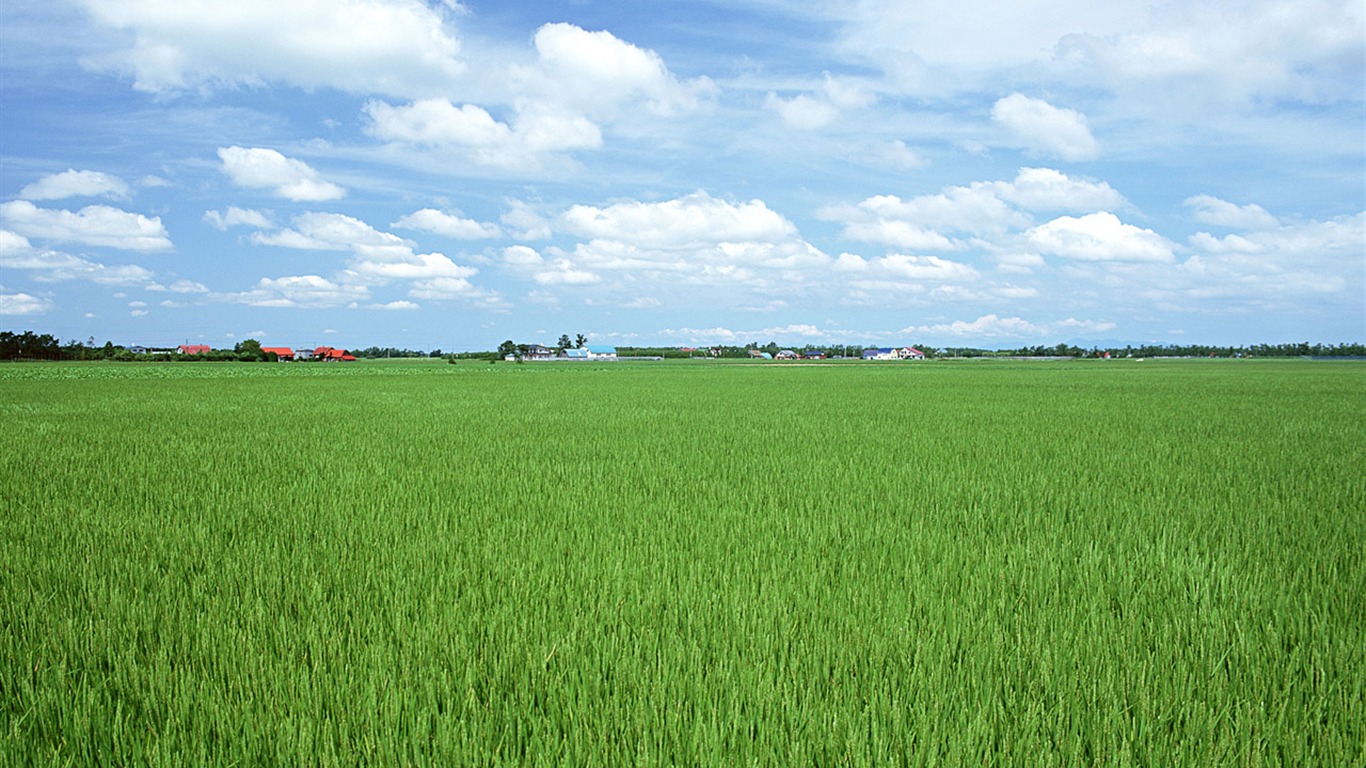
[3,329,1365,363]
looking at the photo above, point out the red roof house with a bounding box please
[261,347,295,360]
[314,346,355,362]
[178,344,211,355]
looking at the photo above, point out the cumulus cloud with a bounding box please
[1027,212,1175,262]
[253,212,408,251]
[1176,212,1364,300]
[79,0,465,97]
[217,147,344,201]
[766,93,841,130]
[995,168,1124,211]
[561,192,797,248]
[0,201,172,251]
[169,279,209,293]
[766,74,875,130]
[822,181,1033,249]
[368,300,420,310]
[20,170,130,201]
[524,23,713,118]
[392,208,501,239]
[901,313,1115,339]
[1184,195,1279,230]
[204,206,273,230]
[244,211,488,302]
[0,291,53,315]
[234,275,370,308]
[364,23,708,169]
[363,98,601,169]
[992,94,1100,161]
[0,230,155,284]
[836,252,980,282]
[1056,1,1364,106]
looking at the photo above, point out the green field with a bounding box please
[2,359,1362,765]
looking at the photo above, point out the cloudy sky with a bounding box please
[1,0,1362,350]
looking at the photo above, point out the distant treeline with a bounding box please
[618,341,1366,359]
[5,329,1365,362]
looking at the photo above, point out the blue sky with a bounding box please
[2,0,1362,351]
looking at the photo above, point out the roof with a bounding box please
[261,347,294,356]
[179,344,210,354]
[564,348,588,358]
[586,345,616,354]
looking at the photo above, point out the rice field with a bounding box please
[1,358,1362,765]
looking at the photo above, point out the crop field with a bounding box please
[1,358,1362,765]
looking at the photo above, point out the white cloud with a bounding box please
[872,140,929,170]
[1057,1,1364,106]
[364,98,601,169]
[1028,212,1175,262]
[169,279,209,293]
[765,74,875,131]
[217,147,344,201]
[766,92,840,130]
[0,230,155,285]
[368,300,420,310]
[254,212,409,251]
[392,208,501,239]
[836,252,980,282]
[824,181,1033,248]
[363,23,708,169]
[1184,195,1279,230]
[20,170,130,201]
[248,211,485,289]
[995,168,1124,211]
[834,0,1142,83]
[561,192,796,249]
[0,292,53,315]
[501,200,554,240]
[204,206,273,230]
[235,275,370,308]
[0,201,172,251]
[992,94,1100,161]
[350,251,477,281]
[524,22,713,119]
[1175,212,1364,301]
[901,313,1115,339]
[79,0,465,97]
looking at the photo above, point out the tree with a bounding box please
[234,338,265,361]
[575,333,587,348]
[557,334,572,351]
[497,340,517,359]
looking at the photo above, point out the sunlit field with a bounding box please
[2,358,1361,765]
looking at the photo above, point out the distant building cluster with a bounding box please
[125,344,356,361]
[512,344,618,361]
[744,347,924,361]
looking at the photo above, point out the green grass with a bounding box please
[2,359,1362,765]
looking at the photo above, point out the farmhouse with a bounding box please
[586,345,617,360]
[804,350,827,359]
[178,344,211,355]
[862,347,925,361]
[313,346,356,362]
[525,344,555,360]
[261,347,295,361]
[775,350,799,360]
